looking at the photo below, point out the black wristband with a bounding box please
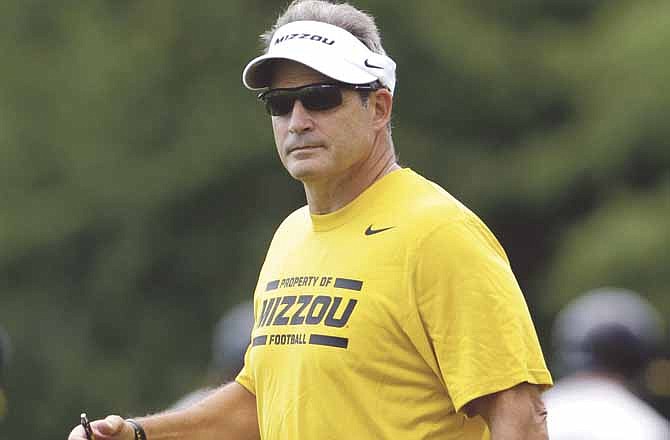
[125,418,147,440]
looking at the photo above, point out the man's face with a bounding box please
[269,60,377,183]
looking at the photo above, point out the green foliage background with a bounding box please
[0,0,668,437]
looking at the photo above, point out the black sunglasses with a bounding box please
[258,82,381,116]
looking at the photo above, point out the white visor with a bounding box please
[242,20,396,95]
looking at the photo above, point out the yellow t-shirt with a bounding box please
[236,168,552,439]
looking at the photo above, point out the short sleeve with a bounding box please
[234,344,256,395]
[413,215,552,412]
[235,297,258,394]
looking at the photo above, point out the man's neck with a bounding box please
[303,146,399,215]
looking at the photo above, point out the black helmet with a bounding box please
[552,287,665,379]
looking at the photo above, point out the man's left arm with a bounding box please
[466,382,548,440]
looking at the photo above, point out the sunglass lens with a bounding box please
[265,93,295,116]
[301,86,342,111]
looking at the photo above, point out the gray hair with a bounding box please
[260,0,388,56]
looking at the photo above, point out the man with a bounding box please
[68,1,552,439]
[544,287,669,439]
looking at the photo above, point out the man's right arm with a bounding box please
[68,381,259,440]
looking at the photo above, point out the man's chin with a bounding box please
[286,161,326,182]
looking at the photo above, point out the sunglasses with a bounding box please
[258,82,381,116]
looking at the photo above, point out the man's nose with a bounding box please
[288,100,314,134]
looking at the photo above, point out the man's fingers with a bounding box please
[68,415,130,440]
[68,424,87,440]
[93,415,126,436]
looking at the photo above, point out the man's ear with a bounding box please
[371,88,393,131]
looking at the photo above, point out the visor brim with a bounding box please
[242,50,379,90]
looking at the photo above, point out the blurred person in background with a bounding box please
[68,1,552,439]
[0,325,10,422]
[544,287,669,439]
[171,301,254,410]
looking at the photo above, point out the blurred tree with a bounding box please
[0,0,667,438]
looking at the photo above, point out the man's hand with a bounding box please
[68,415,135,440]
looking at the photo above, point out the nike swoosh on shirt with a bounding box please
[364,59,384,69]
[365,225,395,236]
